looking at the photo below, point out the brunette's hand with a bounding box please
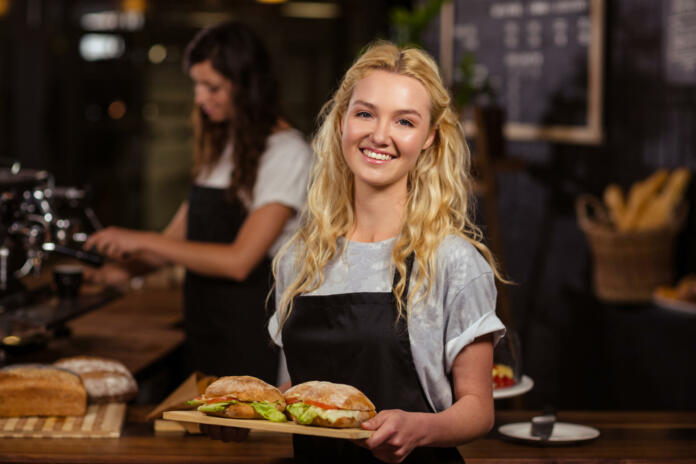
[84,227,144,260]
[356,409,430,463]
[199,424,250,442]
[83,263,130,288]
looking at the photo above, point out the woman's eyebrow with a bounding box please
[352,99,376,110]
[352,100,423,119]
[394,109,422,119]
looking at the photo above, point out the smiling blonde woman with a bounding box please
[269,41,507,463]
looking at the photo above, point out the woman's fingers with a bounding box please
[363,410,398,449]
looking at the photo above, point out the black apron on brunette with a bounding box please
[183,185,278,382]
[282,255,464,463]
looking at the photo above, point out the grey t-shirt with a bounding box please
[269,234,505,412]
[195,128,313,257]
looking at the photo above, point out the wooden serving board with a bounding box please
[163,410,373,439]
[0,403,126,438]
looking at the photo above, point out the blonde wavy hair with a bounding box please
[273,41,503,328]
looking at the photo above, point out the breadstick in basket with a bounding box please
[603,184,626,228]
[619,169,669,231]
[636,168,691,230]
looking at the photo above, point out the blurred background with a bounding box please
[1,0,695,411]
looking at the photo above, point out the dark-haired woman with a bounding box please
[85,22,313,382]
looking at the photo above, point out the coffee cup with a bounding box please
[53,265,84,299]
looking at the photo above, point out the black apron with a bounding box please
[183,185,278,382]
[282,255,464,463]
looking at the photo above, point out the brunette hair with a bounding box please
[274,41,504,327]
[183,21,279,202]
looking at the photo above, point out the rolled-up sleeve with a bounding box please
[444,272,505,372]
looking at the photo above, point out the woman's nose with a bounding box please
[369,120,390,145]
[194,86,207,106]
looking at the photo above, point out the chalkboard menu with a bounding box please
[438,0,605,144]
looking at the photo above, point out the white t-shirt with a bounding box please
[195,128,313,257]
[269,234,506,412]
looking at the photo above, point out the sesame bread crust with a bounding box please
[284,381,375,411]
[204,376,285,406]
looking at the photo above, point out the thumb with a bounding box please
[361,410,388,430]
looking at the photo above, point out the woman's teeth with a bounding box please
[362,149,393,161]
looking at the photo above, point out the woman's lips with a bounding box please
[360,148,396,162]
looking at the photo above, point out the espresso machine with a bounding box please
[0,164,104,296]
[0,164,118,359]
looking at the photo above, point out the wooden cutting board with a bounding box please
[163,410,373,439]
[0,403,126,438]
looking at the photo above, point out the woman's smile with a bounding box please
[360,147,397,163]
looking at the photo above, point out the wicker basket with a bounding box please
[576,194,685,303]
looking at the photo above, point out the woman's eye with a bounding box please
[397,119,414,127]
[356,111,371,118]
[208,85,220,93]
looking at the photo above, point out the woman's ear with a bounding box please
[422,127,437,151]
[339,114,346,136]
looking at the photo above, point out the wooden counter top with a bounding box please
[461,410,696,463]
[0,408,693,463]
[5,286,184,375]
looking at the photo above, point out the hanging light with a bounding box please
[0,0,10,18]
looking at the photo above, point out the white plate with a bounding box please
[653,293,696,315]
[493,375,534,399]
[498,421,600,444]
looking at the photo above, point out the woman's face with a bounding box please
[189,60,234,123]
[341,70,435,194]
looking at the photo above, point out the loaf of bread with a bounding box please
[53,356,138,403]
[0,364,87,417]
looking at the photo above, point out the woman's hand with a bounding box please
[357,409,431,463]
[199,424,250,442]
[85,227,148,260]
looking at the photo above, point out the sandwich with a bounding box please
[187,375,286,422]
[284,381,376,428]
[0,364,87,417]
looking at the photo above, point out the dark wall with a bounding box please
[0,0,392,229]
[494,0,696,410]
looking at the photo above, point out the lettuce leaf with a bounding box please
[250,402,287,422]
[185,399,205,407]
[198,400,237,413]
[286,402,318,425]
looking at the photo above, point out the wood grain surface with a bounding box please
[6,287,184,375]
[0,403,125,438]
[163,410,373,439]
[0,408,693,463]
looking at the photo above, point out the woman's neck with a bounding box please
[350,181,406,243]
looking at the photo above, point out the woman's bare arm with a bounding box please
[86,202,294,281]
[360,335,494,462]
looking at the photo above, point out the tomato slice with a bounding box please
[305,399,337,410]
